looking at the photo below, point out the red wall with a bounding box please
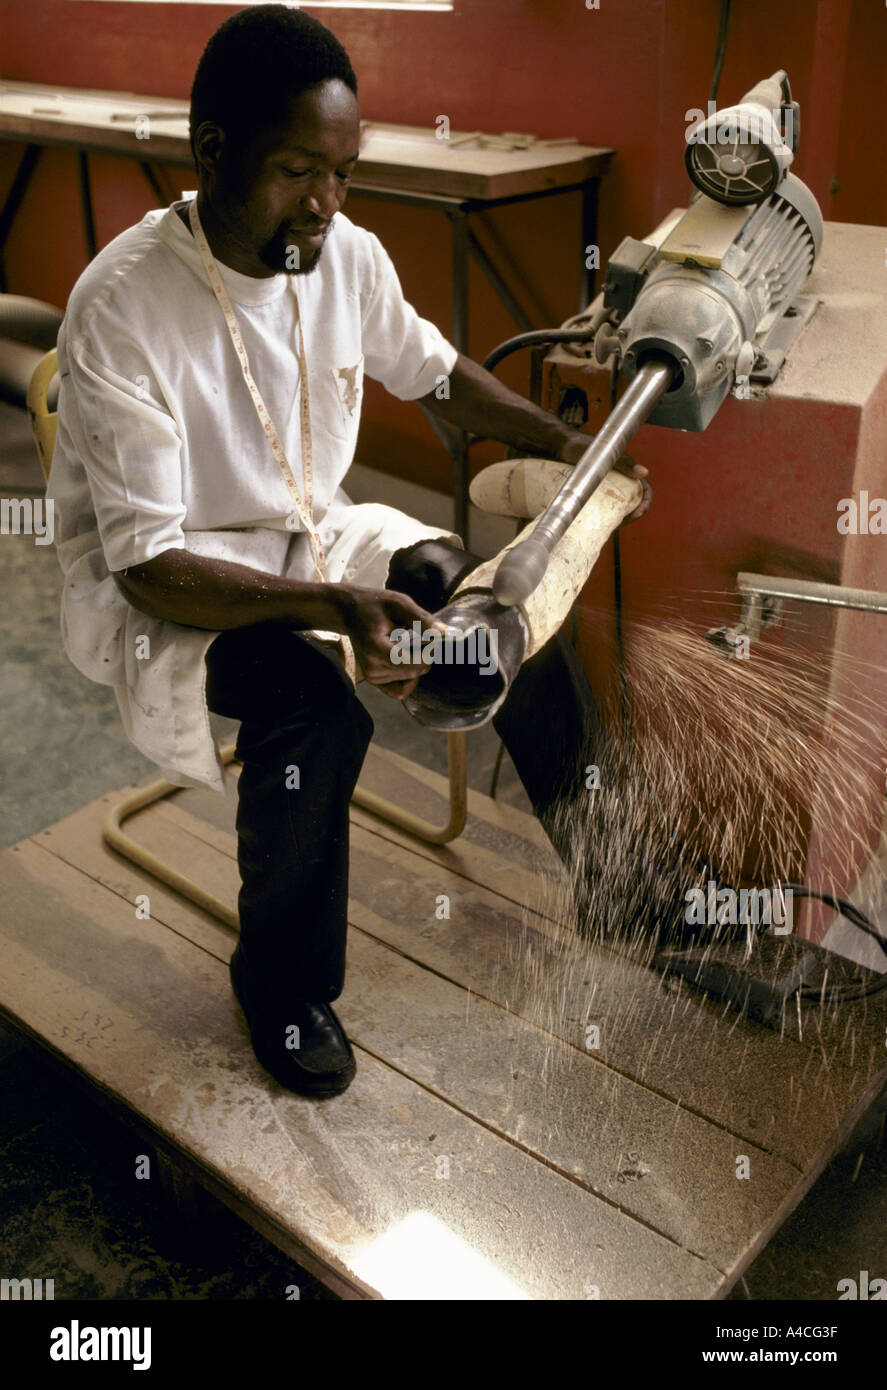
[1,0,882,494]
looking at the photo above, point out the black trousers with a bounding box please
[205,539,605,1003]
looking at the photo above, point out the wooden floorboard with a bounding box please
[178,741,564,922]
[2,745,886,1297]
[29,792,801,1271]
[154,768,887,1173]
[0,836,715,1300]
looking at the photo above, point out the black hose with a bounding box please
[776,882,887,949]
[709,0,734,106]
[481,328,596,376]
[769,882,887,1003]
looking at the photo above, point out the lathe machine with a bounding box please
[402,72,887,1018]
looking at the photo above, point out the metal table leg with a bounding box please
[581,177,599,310]
[0,144,42,292]
[465,224,534,335]
[77,151,97,261]
[139,161,170,209]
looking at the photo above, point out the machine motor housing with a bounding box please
[607,173,823,430]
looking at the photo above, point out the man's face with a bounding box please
[205,79,361,277]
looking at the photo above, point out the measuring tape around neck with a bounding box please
[187,197,356,683]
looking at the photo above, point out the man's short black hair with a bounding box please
[189,4,358,162]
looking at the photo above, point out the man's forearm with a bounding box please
[115,547,353,633]
[421,353,581,460]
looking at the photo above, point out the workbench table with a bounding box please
[0,80,614,542]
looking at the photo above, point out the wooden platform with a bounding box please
[1,745,886,1300]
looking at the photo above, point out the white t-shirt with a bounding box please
[47,201,461,791]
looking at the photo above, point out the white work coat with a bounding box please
[47,202,461,792]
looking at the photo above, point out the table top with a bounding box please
[0,80,614,201]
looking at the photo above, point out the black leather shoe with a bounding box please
[230,945,356,1098]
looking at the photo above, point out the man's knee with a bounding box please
[237,684,373,769]
[207,623,374,751]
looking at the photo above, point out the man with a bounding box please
[48,5,648,1098]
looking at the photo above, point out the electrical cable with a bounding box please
[769,881,887,1003]
[709,0,734,106]
[481,328,597,376]
[776,882,887,950]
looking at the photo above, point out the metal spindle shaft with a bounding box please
[493,359,674,607]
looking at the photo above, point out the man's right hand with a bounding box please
[338,586,448,701]
[112,550,448,700]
